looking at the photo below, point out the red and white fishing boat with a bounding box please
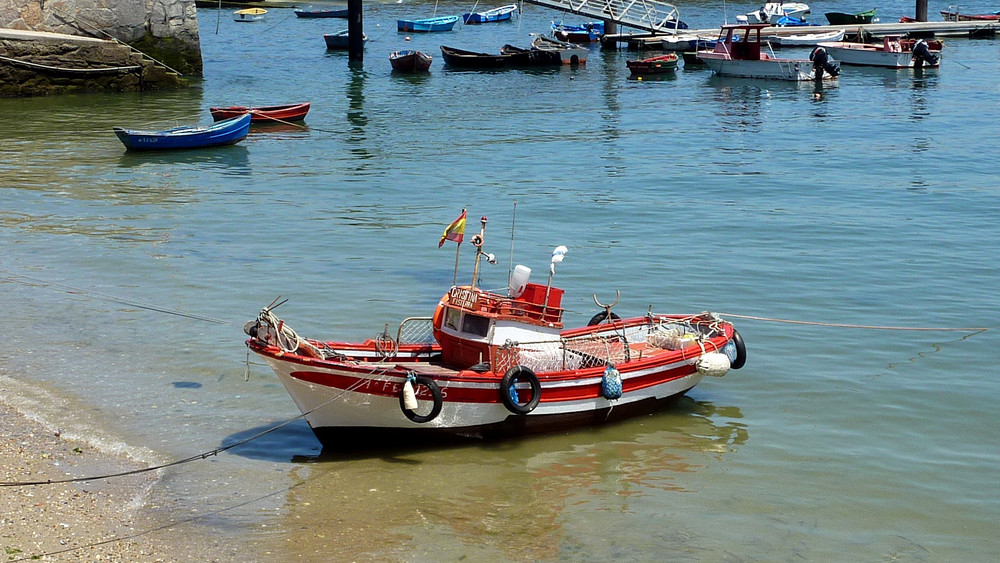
[698,23,837,81]
[817,36,942,69]
[244,214,746,443]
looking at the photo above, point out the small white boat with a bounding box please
[741,2,810,24]
[698,23,835,81]
[817,36,942,68]
[767,29,844,47]
[661,34,717,51]
[233,8,267,22]
[530,34,588,64]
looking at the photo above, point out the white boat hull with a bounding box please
[768,29,845,46]
[699,54,822,80]
[263,353,705,434]
[817,42,932,68]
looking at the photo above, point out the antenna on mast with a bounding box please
[507,200,517,295]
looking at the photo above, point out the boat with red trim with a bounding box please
[209,102,310,123]
[244,214,746,443]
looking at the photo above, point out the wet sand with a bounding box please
[0,403,238,562]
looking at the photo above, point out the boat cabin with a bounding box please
[432,278,565,369]
[713,23,770,61]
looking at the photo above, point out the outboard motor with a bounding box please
[809,46,840,79]
[911,39,939,68]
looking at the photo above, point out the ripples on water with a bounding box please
[1,1,999,559]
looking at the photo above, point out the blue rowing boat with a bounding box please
[293,7,348,18]
[397,15,460,32]
[113,113,251,151]
[462,4,517,24]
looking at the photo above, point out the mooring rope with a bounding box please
[0,54,140,74]
[717,312,989,333]
[0,358,392,488]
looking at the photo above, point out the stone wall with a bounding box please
[0,30,188,96]
[0,0,201,75]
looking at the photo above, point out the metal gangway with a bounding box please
[523,0,685,34]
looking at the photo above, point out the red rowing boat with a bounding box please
[209,102,310,123]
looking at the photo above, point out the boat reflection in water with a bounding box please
[228,397,747,560]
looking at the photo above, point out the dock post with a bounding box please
[348,0,364,62]
[604,19,617,36]
[915,0,928,21]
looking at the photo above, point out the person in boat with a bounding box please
[809,46,840,79]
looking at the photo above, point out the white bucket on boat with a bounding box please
[510,265,531,297]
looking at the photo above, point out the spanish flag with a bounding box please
[438,209,467,247]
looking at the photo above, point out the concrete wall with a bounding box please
[0,0,201,75]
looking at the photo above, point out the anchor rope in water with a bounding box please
[717,312,989,333]
[0,356,395,488]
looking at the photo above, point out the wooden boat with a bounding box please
[626,53,679,75]
[765,29,844,46]
[233,8,266,22]
[114,113,251,151]
[530,34,588,64]
[389,50,433,72]
[499,44,564,66]
[697,23,835,81]
[244,216,747,443]
[817,36,942,68]
[741,2,810,24]
[551,21,604,42]
[440,45,512,68]
[293,7,348,18]
[825,8,877,25]
[209,102,311,123]
[324,29,368,50]
[462,4,518,24]
[940,8,1000,21]
[397,15,460,32]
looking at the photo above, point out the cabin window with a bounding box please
[445,307,461,330]
[461,313,490,337]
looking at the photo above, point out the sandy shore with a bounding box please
[1,403,192,562]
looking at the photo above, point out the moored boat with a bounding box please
[440,45,512,68]
[740,2,810,24]
[390,49,433,72]
[233,8,266,22]
[324,29,368,49]
[940,7,1000,21]
[825,8,877,25]
[244,214,747,443]
[817,36,942,68]
[551,21,604,42]
[397,15,461,32]
[661,34,718,51]
[530,34,588,64]
[462,4,518,24]
[766,28,844,47]
[114,113,252,151]
[697,23,837,80]
[209,102,311,123]
[293,7,348,18]
[626,53,679,75]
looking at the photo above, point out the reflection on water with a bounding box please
[251,397,746,560]
[117,144,251,176]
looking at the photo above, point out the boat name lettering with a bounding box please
[357,378,447,398]
[449,287,479,310]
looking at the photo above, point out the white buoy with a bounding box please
[696,352,731,377]
[403,379,418,410]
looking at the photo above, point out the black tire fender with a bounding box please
[399,375,443,423]
[587,311,621,326]
[500,366,541,414]
[730,329,747,370]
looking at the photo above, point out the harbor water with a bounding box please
[1,1,998,559]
